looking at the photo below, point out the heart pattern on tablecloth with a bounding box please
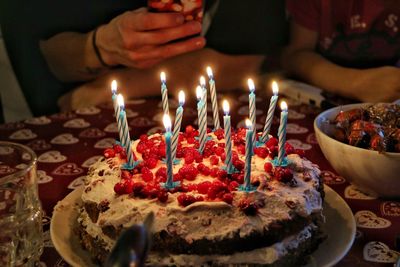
[0,146,14,155]
[38,151,67,163]
[127,99,146,105]
[76,106,101,115]
[381,202,400,217]
[320,170,346,185]
[147,126,164,135]
[125,109,139,118]
[24,116,51,125]
[50,134,79,145]
[286,123,308,134]
[67,176,86,189]
[42,215,51,226]
[9,129,37,140]
[79,128,106,138]
[52,163,83,176]
[63,118,90,128]
[0,165,16,176]
[344,185,378,200]
[94,138,116,149]
[0,122,25,130]
[355,210,391,229]
[104,122,131,133]
[37,170,53,184]
[287,139,312,150]
[27,139,52,151]
[237,106,263,116]
[152,113,164,122]
[158,99,178,110]
[288,110,306,120]
[306,133,318,144]
[50,111,76,121]
[363,241,400,263]
[81,156,102,168]
[130,117,156,127]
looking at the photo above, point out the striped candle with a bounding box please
[163,114,174,188]
[260,81,279,143]
[111,81,123,143]
[244,119,254,189]
[207,67,220,130]
[222,100,233,173]
[196,86,207,154]
[171,90,185,161]
[248,79,257,145]
[278,101,288,165]
[117,94,134,167]
[200,76,207,122]
[160,72,169,115]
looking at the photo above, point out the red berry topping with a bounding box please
[266,137,278,148]
[273,167,294,183]
[121,170,132,180]
[185,125,195,136]
[210,167,219,178]
[254,147,269,159]
[184,154,195,164]
[214,128,225,140]
[178,164,199,181]
[207,181,229,200]
[210,155,219,165]
[295,149,306,157]
[145,157,158,169]
[114,182,125,195]
[238,198,258,216]
[285,143,295,155]
[177,193,197,207]
[264,162,273,173]
[233,159,245,171]
[222,193,233,204]
[123,179,134,194]
[141,167,154,182]
[228,181,239,191]
[104,148,115,158]
[132,182,146,197]
[217,169,228,180]
[113,144,124,153]
[157,190,168,203]
[237,145,246,155]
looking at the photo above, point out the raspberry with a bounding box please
[185,125,195,136]
[120,170,132,180]
[233,159,245,171]
[210,167,219,178]
[238,198,258,216]
[295,149,306,157]
[220,153,226,162]
[173,173,182,182]
[210,156,219,165]
[222,193,233,204]
[178,164,199,181]
[207,181,229,200]
[186,137,195,144]
[228,181,239,191]
[232,173,244,184]
[113,144,124,153]
[141,167,154,182]
[156,167,167,179]
[123,179,134,194]
[177,193,197,207]
[237,145,246,155]
[254,147,269,159]
[214,128,224,140]
[217,169,228,180]
[157,190,168,203]
[119,150,127,159]
[158,144,166,158]
[146,157,158,169]
[187,183,197,192]
[104,148,115,158]
[139,134,148,142]
[184,154,195,164]
[285,143,295,155]
[268,146,278,158]
[114,182,125,195]
[197,181,212,194]
[264,162,273,173]
[214,146,225,156]
[132,182,145,197]
[266,137,278,148]
[273,167,294,183]
[144,185,159,199]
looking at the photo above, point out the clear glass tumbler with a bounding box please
[0,142,43,266]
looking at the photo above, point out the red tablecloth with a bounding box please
[0,90,399,266]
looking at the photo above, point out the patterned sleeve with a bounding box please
[286,0,321,31]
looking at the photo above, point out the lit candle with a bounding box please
[111,80,119,117]
[162,114,176,189]
[117,94,135,168]
[200,76,207,120]
[260,81,279,143]
[222,100,233,173]
[160,72,169,115]
[196,86,207,154]
[171,90,185,161]
[244,119,254,190]
[248,79,257,145]
[278,101,288,165]
[207,67,220,130]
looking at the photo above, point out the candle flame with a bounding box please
[163,114,172,131]
[111,80,117,94]
[222,100,230,115]
[247,79,255,93]
[178,90,185,106]
[280,101,288,111]
[272,81,279,95]
[200,76,206,87]
[196,86,203,101]
[245,119,252,129]
[206,66,213,78]
[160,72,166,83]
[117,94,124,108]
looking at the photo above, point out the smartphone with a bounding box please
[148,0,203,22]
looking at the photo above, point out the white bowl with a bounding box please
[314,103,400,198]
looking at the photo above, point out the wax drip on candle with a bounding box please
[207,66,221,130]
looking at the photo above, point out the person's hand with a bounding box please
[58,83,109,111]
[95,7,205,69]
[354,66,400,102]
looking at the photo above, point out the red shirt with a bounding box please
[287,0,400,68]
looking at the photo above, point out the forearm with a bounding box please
[282,49,362,99]
[40,31,108,82]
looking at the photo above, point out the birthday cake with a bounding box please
[77,126,325,266]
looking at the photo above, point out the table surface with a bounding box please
[0,90,399,267]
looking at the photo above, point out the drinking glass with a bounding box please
[0,142,43,266]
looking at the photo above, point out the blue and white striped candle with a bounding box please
[117,94,134,167]
[172,90,185,161]
[278,101,288,165]
[160,72,169,115]
[163,114,174,188]
[222,100,233,173]
[260,81,279,143]
[207,67,220,130]
[244,119,254,189]
[200,76,207,121]
[248,79,257,145]
[111,80,119,118]
[196,86,207,154]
